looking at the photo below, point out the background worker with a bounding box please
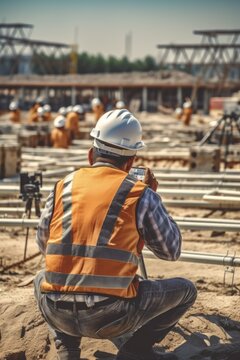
[36,107,45,122]
[58,106,67,117]
[65,105,80,140]
[9,101,21,123]
[42,104,52,121]
[181,97,193,126]
[34,109,197,360]
[28,97,43,123]
[115,100,126,109]
[50,115,70,149]
[91,97,104,122]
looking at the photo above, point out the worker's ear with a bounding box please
[88,147,94,165]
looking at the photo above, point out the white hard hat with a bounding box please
[59,107,67,116]
[73,105,84,114]
[90,109,145,156]
[175,107,182,115]
[183,100,192,109]
[66,105,73,113]
[36,96,44,104]
[116,100,125,109]
[43,104,51,112]
[91,98,101,107]
[9,101,18,111]
[54,115,65,128]
[37,107,45,116]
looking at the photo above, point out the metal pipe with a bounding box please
[0,218,240,232]
[0,185,53,195]
[0,185,213,198]
[1,208,239,227]
[177,221,240,232]
[163,199,240,210]
[154,172,240,182]
[143,249,240,267]
[174,216,240,224]
[22,147,90,156]
[156,180,240,189]
[203,195,240,204]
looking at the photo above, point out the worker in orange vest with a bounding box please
[28,98,43,123]
[65,105,81,140]
[91,97,104,122]
[51,115,70,149]
[9,101,21,123]
[181,97,193,126]
[43,104,52,121]
[34,109,196,360]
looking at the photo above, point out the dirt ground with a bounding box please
[0,112,240,359]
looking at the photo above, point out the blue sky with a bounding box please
[1,0,240,59]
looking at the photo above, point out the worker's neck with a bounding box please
[92,160,120,170]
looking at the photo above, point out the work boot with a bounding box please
[115,347,178,360]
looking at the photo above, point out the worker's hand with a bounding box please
[143,167,158,191]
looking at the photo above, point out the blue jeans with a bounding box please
[34,271,197,360]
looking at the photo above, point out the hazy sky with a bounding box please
[1,0,240,59]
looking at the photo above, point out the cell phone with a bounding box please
[129,167,146,181]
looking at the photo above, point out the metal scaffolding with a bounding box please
[0,23,71,75]
[157,29,240,82]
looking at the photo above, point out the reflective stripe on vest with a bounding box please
[42,167,146,297]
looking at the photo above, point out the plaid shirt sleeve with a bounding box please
[36,191,54,255]
[137,188,182,261]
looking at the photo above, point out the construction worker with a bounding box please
[28,97,43,123]
[9,101,21,123]
[181,97,193,126]
[91,97,104,122]
[115,100,126,109]
[43,104,52,121]
[58,106,67,117]
[65,105,80,140]
[50,115,70,149]
[34,109,197,360]
[174,107,183,120]
[36,107,45,122]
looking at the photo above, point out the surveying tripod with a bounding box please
[199,111,240,169]
[19,172,42,260]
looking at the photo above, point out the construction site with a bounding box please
[0,22,240,360]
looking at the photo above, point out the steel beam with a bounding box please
[143,249,240,267]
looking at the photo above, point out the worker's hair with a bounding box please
[92,147,134,167]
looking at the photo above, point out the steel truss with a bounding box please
[157,29,240,81]
[0,23,70,75]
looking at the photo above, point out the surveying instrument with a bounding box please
[19,172,42,260]
[199,111,240,169]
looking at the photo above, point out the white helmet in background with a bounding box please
[59,107,67,116]
[9,101,18,111]
[90,109,145,156]
[91,98,101,107]
[116,100,125,109]
[37,107,45,116]
[36,96,44,104]
[54,115,65,128]
[66,105,73,113]
[43,104,51,112]
[73,105,84,114]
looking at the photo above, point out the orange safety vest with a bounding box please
[51,128,69,149]
[41,166,147,298]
